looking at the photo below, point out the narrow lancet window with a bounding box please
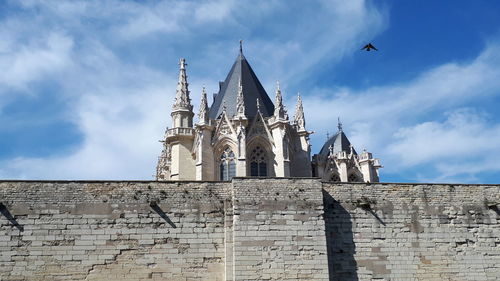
[220,147,236,181]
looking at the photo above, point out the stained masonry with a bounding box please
[0,178,499,280]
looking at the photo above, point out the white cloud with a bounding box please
[301,42,500,182]
[194,0,235,23]
[8,0,499,183]
[389,109,500,165]
[0,33,73,90]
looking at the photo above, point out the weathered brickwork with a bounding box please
[231,178,329,280]
[0,179,499,281]
[323,183,500,281]
[0,181,231,281]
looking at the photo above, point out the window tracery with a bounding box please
[329,174,341,182]
[348,173,361,182]
[249,146,267,177]
[220,147,236,181]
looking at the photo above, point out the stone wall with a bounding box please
[0,179,499,281]
[0,181,231,281]
[323,183,500,281]
[230,178,329,280]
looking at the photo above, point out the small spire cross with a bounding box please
[337,117,343,131]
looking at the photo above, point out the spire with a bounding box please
[173,58,193,111]
[337,117,343,132]
[239,39,243,55]
[208,44,274,119]
[294,93,305,131]
[236,78,246,118]
[198,87,209,125]
[274,81,288,120]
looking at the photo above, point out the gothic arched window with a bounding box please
[220,147,236,181]
[348,173,361,182]
[330,174,341,182]
[250,146,267,177]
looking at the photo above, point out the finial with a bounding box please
[179,58,186,69]
[239,40,243,54]
[276,80,280,91]
[256,98,260,111]
[326,131,330,140]
[337,117,343,131]
[222,100,227,112]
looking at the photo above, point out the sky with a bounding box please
[1,0,500,183]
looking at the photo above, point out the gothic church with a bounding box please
[156,45,381,182]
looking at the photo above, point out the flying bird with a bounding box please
[361,43,378,51]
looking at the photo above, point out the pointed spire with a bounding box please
[236,78,246,118]
[239,40,243,55]
[275,81,282,105]
[274,81,288,120]
[337,117,343,132]
[173,58,193,111]
[294,93,305,131]
[208,43,274,119]
[198,86,209,125]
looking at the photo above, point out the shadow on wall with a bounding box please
[322,190,358,281]
[0,203,24,232]
[149,201,177,228]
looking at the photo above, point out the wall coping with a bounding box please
[0,177,498,186]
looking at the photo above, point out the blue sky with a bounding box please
[1,0,500,183]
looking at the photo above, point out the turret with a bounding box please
[159,58,196,180]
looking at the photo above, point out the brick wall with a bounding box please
[1,179,499,281]
[323,183,500,281]
[231,178,329,280]
[0,181,230,281]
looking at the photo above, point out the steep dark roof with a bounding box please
[319,130,357,157]
[208,52,274,119]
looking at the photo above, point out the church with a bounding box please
[156,44,382,182]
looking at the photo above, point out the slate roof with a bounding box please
[208,51,274,119]
[319,130,357,157]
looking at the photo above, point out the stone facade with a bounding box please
[156,46,381,182]
[1,179,499,280]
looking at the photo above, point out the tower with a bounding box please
[156,58,195,180]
